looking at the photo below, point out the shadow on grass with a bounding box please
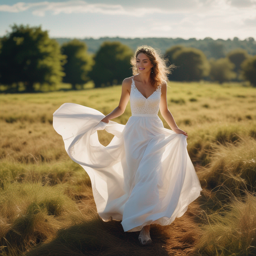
[26,216,171,256]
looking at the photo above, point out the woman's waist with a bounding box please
[131,113,159,117]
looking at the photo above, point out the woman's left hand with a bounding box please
[173,127,188,137]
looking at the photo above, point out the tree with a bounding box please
[209,58,236,84]
[171,47,210,81]
[208,41,225,59]
[89,42,133,88]
[61,39,93,90]
[0,24,65,92]
[164,45,184,80]
[54,36,256,60]
[241,55,256,87]
[165,45,184,64]
[227,48,249,80]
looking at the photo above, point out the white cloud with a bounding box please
[0,0,255,39]
[31,2,127,17]
[0,0,255,17]
[151,24,172,32]
[0,0,224,17]
[227,0,256,8]
[0,2,30,12]
[0,0,254,17]
[63,0,199,11]
[244,17,256,27]
[0,1,195,17]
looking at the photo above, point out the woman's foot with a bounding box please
[138,225,152,245]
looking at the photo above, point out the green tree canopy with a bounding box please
[0,24,65,92]
[164,45,184,65]
[241,55,256,87]
[55,37,256,60]
[208,41,225,59]
[209,58,236,84]
[164,45,184,80]
[227,48,249,79]
[89,41,133,88]
[61,39,93,90]
[170,47,209,81]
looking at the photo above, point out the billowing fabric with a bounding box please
[53,76,202,232]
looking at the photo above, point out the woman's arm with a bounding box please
[159,81,188,137]
[101,78,131,123]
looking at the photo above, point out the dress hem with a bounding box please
[98,187,203,233]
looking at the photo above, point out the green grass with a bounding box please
[0,81,256,255]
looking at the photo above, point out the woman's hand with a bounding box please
[173,127,188,137]
[101,117,109,124]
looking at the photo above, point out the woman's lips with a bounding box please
[139,68,145,70]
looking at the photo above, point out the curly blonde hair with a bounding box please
[130,45,174,89]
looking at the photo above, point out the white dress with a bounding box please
[53,77,202,232]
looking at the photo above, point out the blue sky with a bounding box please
[0,0,255,39]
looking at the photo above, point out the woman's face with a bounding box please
[136,52,153,74]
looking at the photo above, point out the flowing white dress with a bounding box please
[53,77,202,232]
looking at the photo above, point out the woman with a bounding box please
[53,45,202,246]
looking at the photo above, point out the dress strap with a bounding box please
[131,77,135,89]
[156,84,162,95]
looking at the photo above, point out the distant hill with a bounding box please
[54,36,256,59]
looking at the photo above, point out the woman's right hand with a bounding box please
[101,117,109,124]
[173,127,188,137]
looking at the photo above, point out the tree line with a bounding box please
[0,24,255,92]
[55,35,256,59]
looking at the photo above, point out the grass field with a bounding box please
[0,81,256,256]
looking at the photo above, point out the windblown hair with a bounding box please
[130,45,174,89]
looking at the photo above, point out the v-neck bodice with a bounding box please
[130,77,162,116]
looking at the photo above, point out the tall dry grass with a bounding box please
[195,191,256,256]
[198,136,256,198]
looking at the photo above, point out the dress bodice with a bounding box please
[130,77,162,116]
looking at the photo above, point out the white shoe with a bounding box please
[138,227,152,245]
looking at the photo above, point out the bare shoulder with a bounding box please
[160,80,167,89]
[122,76,133,84]
[122,76,133,89]
[160,80,168,94]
